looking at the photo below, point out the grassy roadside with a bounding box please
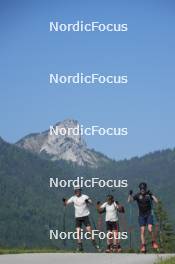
[0,248,74,255]
[156,257,175,264]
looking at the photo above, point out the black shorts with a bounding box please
[106,221,119,231]
[75,216,91,228]
[138,214,154,227]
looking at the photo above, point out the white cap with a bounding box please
[74,186,81,191]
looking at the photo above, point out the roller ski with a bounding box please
[105,244,113,253]
[152,241,159,252]
[140,244,147,253]
[92,240,102,252]
[76,242,84,252]
[111,244,122,253]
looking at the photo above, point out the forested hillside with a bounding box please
[0,137,175,249]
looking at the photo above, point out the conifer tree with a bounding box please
[155,201,175,252]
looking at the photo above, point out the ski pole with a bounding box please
[62,198,67,247]
[129,201,133,249]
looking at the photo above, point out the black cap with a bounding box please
[139,182,147,190]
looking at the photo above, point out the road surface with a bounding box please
[0,253,174,264]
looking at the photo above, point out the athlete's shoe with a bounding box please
[105,245,112,253]
[117,244,122,253]
[112,245,122,253]
[152,241,159,250]
[112,244,122,253]
[140,244,146,253]
[112,245,118,253]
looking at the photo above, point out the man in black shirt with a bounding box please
[128,182,159,253]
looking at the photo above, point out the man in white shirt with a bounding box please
[97,195,122,253]
[63,187,99,252]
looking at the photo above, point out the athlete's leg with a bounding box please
[76,227,82,244]
[112,230,119,253]
[139,215,146,246]
[140,226,147,252]
[85,224,100,251]
[148,224,154,240]
[85,224,95,242]
[107,231,113,246]
[112,229,117,246]
[106,231,113,252]
[148,224,159,249]
[85,225,92,233]
[147,214,154,239]
[113,223,121,252]
[105,222,113,252]
[84,216,92,237]
[147,214,159,250]
[140,226,146,245]
[112,222,119,247]
[75,218,83,251]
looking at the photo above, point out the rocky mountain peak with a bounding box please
[16,119,109,167]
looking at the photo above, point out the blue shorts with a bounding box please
[138,214,153,227]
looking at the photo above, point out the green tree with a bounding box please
[155,201,175,253]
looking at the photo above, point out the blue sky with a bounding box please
[0,0,175,160]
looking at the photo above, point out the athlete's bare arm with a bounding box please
[152,195,158,203]
[62,197,73,206]
[96,202,104,213]
[85,198,92,205]
[128,190,134,202]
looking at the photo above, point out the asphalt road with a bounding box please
[0,253,174,264]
